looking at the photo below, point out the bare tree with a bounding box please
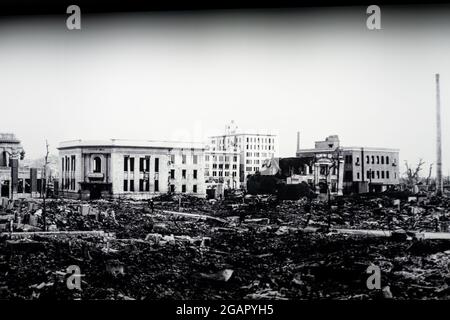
[404,159,425,186]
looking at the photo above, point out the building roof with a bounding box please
[298,146,400,154]
[0,133,21,144]
[58,139,205,150]
[209,132,277,138]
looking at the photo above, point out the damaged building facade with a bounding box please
[204,147,241,199]
[58,139,206,200]
[257,134,400,198]
[295,134,400,195]
[208,121,279,187]
[0,133,43,199]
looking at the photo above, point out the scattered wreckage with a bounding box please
[0,192,449,300]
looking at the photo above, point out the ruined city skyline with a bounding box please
[1,6,449,177]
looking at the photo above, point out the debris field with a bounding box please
[0,193,450,300]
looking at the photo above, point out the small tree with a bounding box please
[404,159,425,186]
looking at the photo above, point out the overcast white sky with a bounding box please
[0,6,449,176]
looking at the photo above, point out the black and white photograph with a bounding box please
[1,0,450,313]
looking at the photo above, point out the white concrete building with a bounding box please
[208,121,278,187]
[204,148,240,198]
[58,139,206,200]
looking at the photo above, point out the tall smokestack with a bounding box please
[296,132,301,153]
[436,73,443,195]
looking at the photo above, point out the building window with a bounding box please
[366,156,369,164]
[193,185,197,193]
[182,154,186,164]
[367,171,371,179]
[94,157,101,173]
[139,179,144,191]
[357,172,360,179]
[233,156,237,162]
[170,184,175,193]
[71,155,76,172]
[123,180,128,192]
[381,171,385,179]
[219,164,223,169]
[376,171,380,179]
[193,155,198,164]
[182,169,186,179]
[139,158,145,172]
[386,156,390,164]
[155,158,159,172]
[62,158,64,173]
[129,180,135,192]
[124,156,129,171]
[371,156,375,164]
[376,156,380,164]
[372,171,375,179]
[386,171,390,179]
[232,171,237,177]
[212,164,217,169]
[170,169,175,179]
[219,171,223,177]
[154,180,159,192]
[213,171,217,176]
[182,185,186,193]
[193,170,197,179]
[381,156,384,164]
[130,158,135,172]
[205,155,209,161]
[170,154,175,164]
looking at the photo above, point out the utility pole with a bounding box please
[42,140,49,231]
[436,74,443,195]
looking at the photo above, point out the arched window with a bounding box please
[386,156,390,164]
[94,157,101,173]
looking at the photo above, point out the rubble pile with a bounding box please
[0,194,449,300]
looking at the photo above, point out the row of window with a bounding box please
[245,152,271,158]
[124,156,159,173]
[62,178,76,190]
[170,184,198,193]
[363,170,393,180]
[246,159,260,165]
[246,144,273,151]
[170,169,198,180]
[207,171,238,177]
[346,155,394,165]
[210,163,237,170]
[61,155,76,172]
[169,154,199,165]
[124,179,159,192]
[245,167,260,172]
[205,155,238,162]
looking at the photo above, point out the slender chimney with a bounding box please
[436,73,443,195]
[296,132,301,153]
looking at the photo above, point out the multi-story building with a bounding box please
[296,134,399,195]
[58,139,206,200]
[208,121,278,187]
[293,135,345,196]
[0,133,43,199]
[341,147,400,193]
[204,148,240,198]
